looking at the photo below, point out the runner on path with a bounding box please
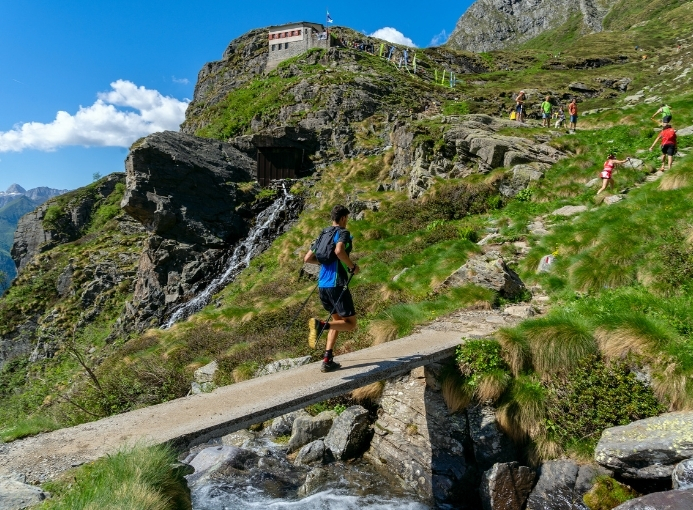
[650,104,673,127]
[597,154,630,195]
[304,205,360,372]
[649,123,677,171]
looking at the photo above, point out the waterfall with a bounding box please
[162,186,294,329]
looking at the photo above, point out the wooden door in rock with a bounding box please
[256,147,303,186]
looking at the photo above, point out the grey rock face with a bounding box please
[294,439,327,466]
[185,445,259,485]
[526,459,589,510]
[288,411,337,452]
[499,164,547,198]
[468,405,518,471]
[595,412,693,480]
[673,458,693,490]
[441,253,526,299]
[390,116,563,199]
[121,131,255,245]
[613,488,693,510]
[480,462,535,510]
[367,366,474,506]
[324,405,371,460]
[448,0,619,53]
[0,474,47,510]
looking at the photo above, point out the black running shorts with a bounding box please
[663,115,672,123]
[662,144,676,156]
[318,287,356,318]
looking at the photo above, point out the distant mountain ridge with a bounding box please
[0,184,69,290]
[447,0,619,52]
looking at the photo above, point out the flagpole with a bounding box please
[326,8,330,48]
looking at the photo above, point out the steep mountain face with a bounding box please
[447,0,618,52]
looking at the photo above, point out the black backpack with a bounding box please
[313,226,341,265]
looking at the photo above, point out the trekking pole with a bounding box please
[316,272,355,350]
[285,282,319,332]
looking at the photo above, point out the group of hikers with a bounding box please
[300,97,678,373]
[513,91,578,132]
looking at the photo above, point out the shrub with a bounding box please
[545,355,664,450]
[456,339,511,401]
[458,226,479,243]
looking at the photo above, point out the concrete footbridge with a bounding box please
[0,308,524,483]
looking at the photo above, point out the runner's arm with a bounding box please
[649,133,662,150]
[303,250,319,265]
[335,242,359,274]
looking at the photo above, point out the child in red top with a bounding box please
[597,154,630,195]
[649,124,677,171]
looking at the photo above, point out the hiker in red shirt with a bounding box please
[649,124,677,171]
[597,154,630,195]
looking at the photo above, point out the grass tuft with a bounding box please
[351,381,385,403]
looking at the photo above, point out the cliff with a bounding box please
[447,0,618,52]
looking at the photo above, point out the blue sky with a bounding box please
[0,0,473,192]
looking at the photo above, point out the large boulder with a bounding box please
[595,412,693,480]
[287,410,337,452]
[0,474,48,510]
[440,253,526,299]
[265,409,310,438]
[499,164,547,198]
[480,462,535,510]
[184,445,258,485]
[613,488,693,509]
[468,405,518,471]
[526,460,608,510]
[324,405,371,460]
[121,131,255,246]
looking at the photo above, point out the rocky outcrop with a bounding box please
[294,439,327,466]
[468,405,518,471]
[440,252,526,299]
[367,365,478,507]
[389,115,563,198]
[595,412,693,480]
[121,131,255,245]
[11,175,121,272]
[118,131,303,331]
[448,0,619,53]
[613,488,693,510]
[480,462,535,510]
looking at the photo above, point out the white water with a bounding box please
[192,486,430,510]
[163,187,293,329]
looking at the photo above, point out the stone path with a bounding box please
[0,309,525,484]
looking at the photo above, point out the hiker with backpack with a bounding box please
[303,205,360,372]
[597,154,630,195]
[651,104,673,127]
[649,123,677,171]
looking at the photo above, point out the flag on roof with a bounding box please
[326,11,334,23]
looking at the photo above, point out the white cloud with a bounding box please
[172,76,189,84]
[0,80,189,152]
[430,29,449,47]
[369,27,416,47]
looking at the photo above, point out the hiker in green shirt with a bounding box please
[541,96,552,128]
[651,104,672,126]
